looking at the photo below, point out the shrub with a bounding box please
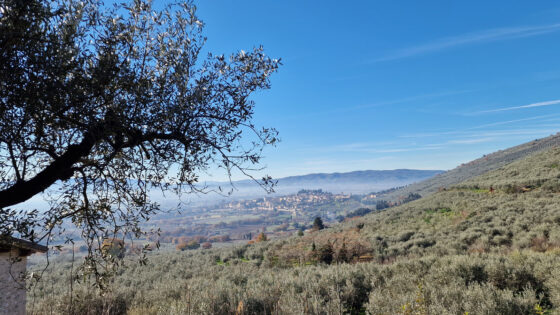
[101,238,126,259]
[255,233,268,243]
[176,240,200,251]
[312,217,325,230]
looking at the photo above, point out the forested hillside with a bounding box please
[29,145,560,314]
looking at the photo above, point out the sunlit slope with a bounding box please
[381,132,560,201]
[278,145,560,263]
[29,146,560,314]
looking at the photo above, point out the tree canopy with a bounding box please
[0,0,280,283]
[312,217,325,231]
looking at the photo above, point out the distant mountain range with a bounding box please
[268,169,444,186]
[23,169,444,211]
[173,169,444,206]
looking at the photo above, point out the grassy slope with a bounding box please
[381,132,560,201]
[29,145,560,315]
[288,145,560,260]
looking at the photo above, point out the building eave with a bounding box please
[0,236,48,254]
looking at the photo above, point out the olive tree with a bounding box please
[0,0,280,284]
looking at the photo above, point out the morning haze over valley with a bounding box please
[2,1,560,314]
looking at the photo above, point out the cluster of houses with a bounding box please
[224,190,353,214]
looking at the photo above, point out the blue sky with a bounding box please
[193,1,560,181]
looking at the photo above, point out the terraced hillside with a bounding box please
[381,132,560,201]
[29,144,560,315]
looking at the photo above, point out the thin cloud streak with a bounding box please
[468,114,560,129]
[283,89,472,120]
[328,144,444,154]
[400,114,560,139]
[401,127,560,140]
[375,146,443,153]
[447,137,496,144]
[474,99,560,114]
[347,89,472,112]
[373,23,560,62]
[322,125,560,155]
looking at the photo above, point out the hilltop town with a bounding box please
[223,189,376,214]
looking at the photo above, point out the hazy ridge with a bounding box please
[197,169,444,201]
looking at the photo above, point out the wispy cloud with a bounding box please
[282,89,471,120]
[373,23,560,62]
[374,146,443,153]
[401,127,560,140]
[468,114,560,129]
[316,136,498,157]
[400,114,560,139]
[474,99,560,113]
[447,137,495,144]
[347,89,471,111]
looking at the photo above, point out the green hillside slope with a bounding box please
[298,145,560,262]
[381,132,560,201]
[29,145,560,315]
